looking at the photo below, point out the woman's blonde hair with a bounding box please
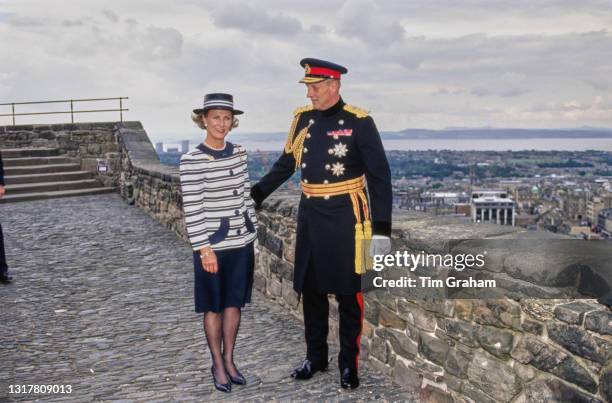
[191,111,239,131]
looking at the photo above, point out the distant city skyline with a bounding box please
[1,0,612,143]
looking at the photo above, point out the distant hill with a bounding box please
[220,128,612,141]
[385,128,612,139]
[166,127,612,146]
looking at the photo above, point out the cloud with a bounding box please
[102,9,119,23]
[61,19,85,27]
[530,97,612,112]
[33,15,185,61]
[334,0,405,46]
[8,16,46,27]
[433,87,469,96]
[210,1,303,36]
[131,26,184,60]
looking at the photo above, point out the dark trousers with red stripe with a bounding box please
[302,267,363,372]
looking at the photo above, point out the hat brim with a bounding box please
[299,77,328,84]
[193,106,243,115]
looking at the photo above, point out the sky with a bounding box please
[1,0,612,143]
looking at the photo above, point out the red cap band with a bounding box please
[308,66,341,79]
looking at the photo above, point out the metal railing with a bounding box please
[0,97,129,125]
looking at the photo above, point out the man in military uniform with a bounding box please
[251,58,392,389]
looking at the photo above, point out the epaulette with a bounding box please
[343,104,369,118]
[284,105,315,167]
[293,104,313,116]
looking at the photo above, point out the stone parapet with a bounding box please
[254,196,612,403]
[113,123,186,239]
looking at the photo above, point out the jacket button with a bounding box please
[323,180,329,184]
[324,195,330,200]
[235,209,240,215]
[229,169,234,175]
[325,164,330,170]
[237,229,242,235]
[306,133,311,139]
[233,190,238,195]
[301,163,307,168]
[303,148,308,153]
[303,179,308,184]
[328,149,333,154]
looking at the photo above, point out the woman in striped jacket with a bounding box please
[179,93,258,393]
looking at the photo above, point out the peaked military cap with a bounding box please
[193,93,243,115]
[299,58,348,84]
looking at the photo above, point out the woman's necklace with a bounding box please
[203,139,226,150]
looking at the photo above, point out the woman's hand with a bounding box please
[200,247,218,273]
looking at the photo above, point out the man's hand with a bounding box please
[369,235,391,257]
[250,185,265,211]
[199,247,218,273]
[0,185,5,198]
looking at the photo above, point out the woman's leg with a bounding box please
[222,307,241,376]
[203,311,228,383]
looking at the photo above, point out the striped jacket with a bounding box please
[179,142,258,251]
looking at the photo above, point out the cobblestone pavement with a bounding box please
[0,194,417,402]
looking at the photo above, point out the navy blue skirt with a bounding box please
[193,243,255,313]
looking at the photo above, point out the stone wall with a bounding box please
[113,123,186,239]
[255,197,612,403]
[0,122,122,186]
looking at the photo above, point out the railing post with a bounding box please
[11,103,15,126]
[119,97,123,122]
[70,99,74,123]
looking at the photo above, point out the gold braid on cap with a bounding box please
[284,105,313,170]
[343,104,369,118]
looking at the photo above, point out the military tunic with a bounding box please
[252,98,392,295]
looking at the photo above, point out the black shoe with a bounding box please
[290,358,328,380]
[0,274,12,284]
[340,368,359,389]
[226,368,246,385]
[211,366,231,393]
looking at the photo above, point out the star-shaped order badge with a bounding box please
[332,143,348,158]
[331,162,345,177]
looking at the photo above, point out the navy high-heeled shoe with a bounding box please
[226,368,247,385]
[211,366,231,393]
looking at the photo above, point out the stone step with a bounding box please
[0,147,59,158]
[1,156,78,167]
[3,171,94,185]
[3,163,82,176]
[0,187,116,203]
[5,179,102,194]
